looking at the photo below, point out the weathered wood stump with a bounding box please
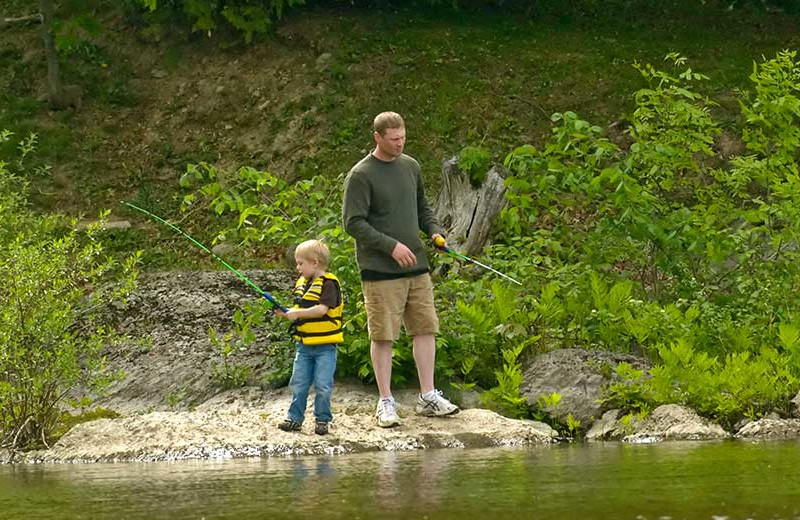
[434,156,508,257]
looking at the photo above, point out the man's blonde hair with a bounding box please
[373,111,405,136]
[295,239,330,268]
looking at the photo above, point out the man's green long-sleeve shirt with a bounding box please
[342,153,441,280]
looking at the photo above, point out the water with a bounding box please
[2,441,799,519]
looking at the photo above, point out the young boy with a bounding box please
[274,239,343,435]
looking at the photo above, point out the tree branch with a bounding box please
[1,13,43,28]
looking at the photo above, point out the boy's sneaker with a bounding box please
[375,397,401,428]
[416,390,459,417]
[314,421,329,436]
[278,419,302,432]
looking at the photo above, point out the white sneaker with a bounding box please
[376,397,401,428]
[416,390,459,417]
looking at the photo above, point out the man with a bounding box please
[342,111,459,428]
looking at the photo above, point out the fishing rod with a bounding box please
[433,236,522,286]
[122,201,288,312]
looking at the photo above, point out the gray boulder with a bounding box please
[735,418,800,440]
[623,404,729,442]
[92,269,294,413]
[520,348,649,427]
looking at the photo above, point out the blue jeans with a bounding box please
[287,343,337,424]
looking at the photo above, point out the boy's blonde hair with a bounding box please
[373,111,404,136]
[295,239,330,268]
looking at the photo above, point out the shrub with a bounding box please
[0,131,139,452]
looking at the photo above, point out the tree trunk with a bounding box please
[434,156,508,257]
[40,0,66,109]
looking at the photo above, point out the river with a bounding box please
[2,440,799,519]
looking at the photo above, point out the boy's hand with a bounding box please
[275,309,299,322]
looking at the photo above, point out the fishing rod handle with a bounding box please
[262,292,288,313]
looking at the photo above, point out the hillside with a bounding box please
[1,2,799,267]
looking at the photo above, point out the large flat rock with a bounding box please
[15,385,557,463]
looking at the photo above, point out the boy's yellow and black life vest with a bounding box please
[290,273,344,345]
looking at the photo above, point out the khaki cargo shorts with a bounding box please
[361,273,439,341]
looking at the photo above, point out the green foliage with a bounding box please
[140,0,305,41]
[53,14,102,60]
[600,362,651,414]
[207,300,272,389]
[740,50,800,164]
[490,51,800,424]
[438,279,535,389]
[602,341,799,429]
[646,341,797,428]
[481,343,530,418]
[565,413,581,436]
[0,131,139,452]
[458,146,491,187]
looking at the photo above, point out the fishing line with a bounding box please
[122,201,288,311]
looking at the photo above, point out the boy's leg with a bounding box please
[312,344,337,423]
[286,344,314,424]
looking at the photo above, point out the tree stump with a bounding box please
[434,156,508,257]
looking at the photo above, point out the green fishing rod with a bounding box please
[122,201,288,312]
[433,236,522,286]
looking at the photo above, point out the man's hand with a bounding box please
[391,241,417,268]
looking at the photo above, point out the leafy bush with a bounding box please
[475,51,800,423]
[603,342,798,429]
[481,344,530,419]
[0,131,139,452]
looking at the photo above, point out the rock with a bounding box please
[88,270,294,414]
[715,131,745,159]
[211,243,235,256]
[586,409,623,441]
[459,388,483,410]
[735,418,800,439]
[623,404,729,442]
[77,219,131,231]
[315,52,332,73]
[19,384,557,463]
[151,69,167,79]
[791,390,800,418]
[520,348,650,428]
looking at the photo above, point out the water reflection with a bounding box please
[1,442,800,519]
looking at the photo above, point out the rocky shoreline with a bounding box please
[6,269,800,465]
[6,385,558,464]
[7,384,800,465]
